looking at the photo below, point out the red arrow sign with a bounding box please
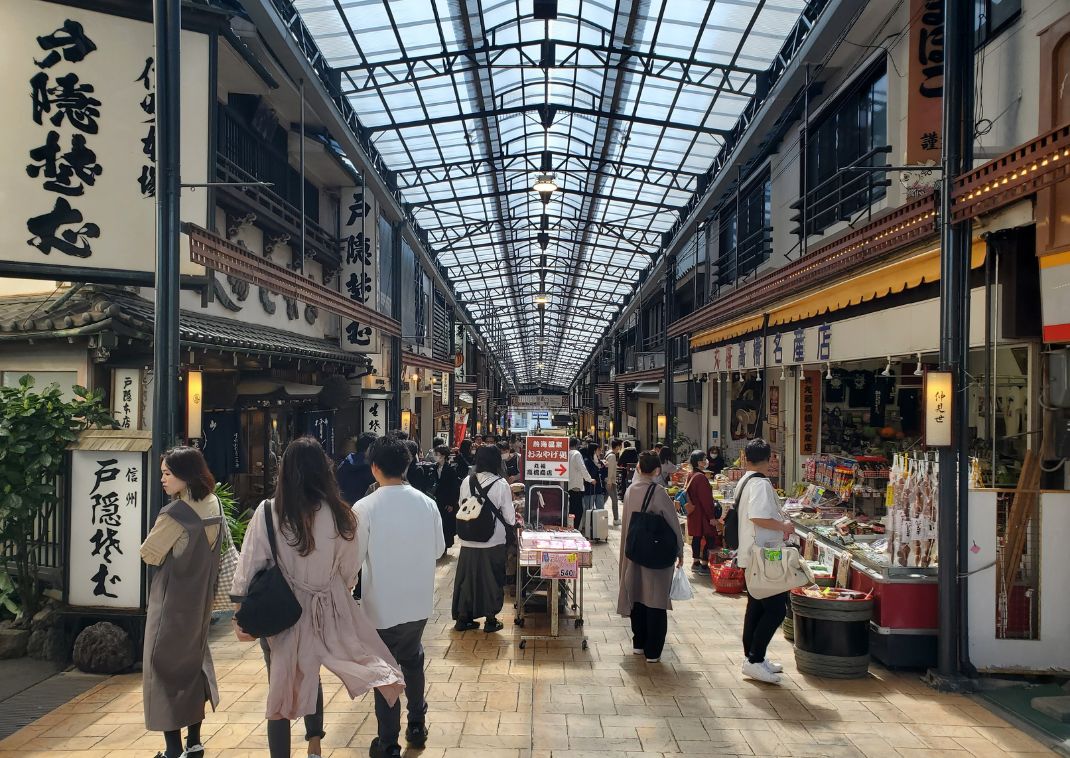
[555,463,567,476]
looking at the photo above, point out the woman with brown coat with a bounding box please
[140,447,222,758]
[617,451,684,663]
[685,450,721,573]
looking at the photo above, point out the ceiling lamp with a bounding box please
[534,293,550,306]
[533,174,558,204]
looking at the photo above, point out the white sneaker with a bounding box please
[763,659,784,674]
[632,648,644,655]
[742,660,782,684]
[646,657,660,663]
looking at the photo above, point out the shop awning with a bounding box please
[237,380,324,399]
[692,241,986,349]
[632,381,662,397]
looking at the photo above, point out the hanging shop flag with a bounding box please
[0,2,209,281]
[906,0,943,166]
[339,184,380,354]
[799,370,822,456]
[66,443,147,609]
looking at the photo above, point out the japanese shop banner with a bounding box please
[906,0,943,166]
[110,368,141,431]
[67,447,146,609]
[362,397,386,436]
[0,1,209,280]
[339,185,380,354]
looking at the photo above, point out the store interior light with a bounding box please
[738,369,744,382]
[914,352,924,376]
[780,365,787,380]
[755,369,762,382]
[825,362,833,380]
[881,357,893,377]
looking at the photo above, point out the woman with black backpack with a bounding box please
[617,451,684,663]
[452,445,516,633]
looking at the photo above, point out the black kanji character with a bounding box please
[136,57,154,89]
[345,272,372,301]
[138,165,156,197]
[35,19,97,69]
[346,321,372,346]
[91,492,121,527]
[345,192,370,226]
[920,131,938,151]
[345,233,372,266]
[27,197,100,258]
[26,131,102,196]
[31,73,101,134]
[90,527,123,563]
[141,124,156,162]
[90,563,119,599]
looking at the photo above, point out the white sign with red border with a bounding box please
[524,435,569,481]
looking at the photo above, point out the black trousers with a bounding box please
[742,588,788,664]
[261,637,325,758]
[374,618,428,749]
[630,602,668,660]
[567,489,584,525]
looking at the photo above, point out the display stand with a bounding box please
[793,521,937,668]
[514,529,591,650]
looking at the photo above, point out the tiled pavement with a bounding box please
[0,528,1056,758]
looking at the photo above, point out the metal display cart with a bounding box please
[513,529,591,649]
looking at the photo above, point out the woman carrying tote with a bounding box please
[231,437,404,758]
[140,447,222,758]
[617,451,684,663]
[452,445,515,633]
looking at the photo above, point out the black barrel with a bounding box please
[791,590,873,678]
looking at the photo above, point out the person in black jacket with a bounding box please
[454,439,475,480]
[337,432,377,504]
[431,444,460,549]
[404,440,432,494]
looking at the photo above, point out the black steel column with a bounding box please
[448,310,457,446]
[151,0,181,517]
[933,0,973,688]
[663,254,677,446]
[389,222,403,432]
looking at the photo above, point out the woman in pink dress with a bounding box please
[231,437,404,758]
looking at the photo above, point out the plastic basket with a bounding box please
[711,564,746,594]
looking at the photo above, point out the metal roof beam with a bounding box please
[336,39,763,92]
[365,103,731,136]
[411,186,678,211]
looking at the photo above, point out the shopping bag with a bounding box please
[670,566,694,601]
[213,515,241,612]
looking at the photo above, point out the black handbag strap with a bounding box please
[264,500,281,564]
[640,483,657,513]
[733,472,765,518]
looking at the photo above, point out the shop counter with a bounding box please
[792,522,938,669]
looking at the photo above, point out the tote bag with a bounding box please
[624,484,678,569]
[743,544,813,599]
[234,502,302,638]
[212,513,240,613]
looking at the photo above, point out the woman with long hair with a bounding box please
[685,450,721,573]
[231,437,404,758]
[452,445,515,633]
[140,446,222,758]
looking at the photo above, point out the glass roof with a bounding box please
[291,0,808,388]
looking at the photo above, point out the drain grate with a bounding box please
[0,671,104,740]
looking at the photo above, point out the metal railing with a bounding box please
[716,224,773,288]
[791,145,892,238]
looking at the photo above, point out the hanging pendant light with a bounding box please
[533,174,558,205]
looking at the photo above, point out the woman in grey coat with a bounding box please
[617,451,684,662]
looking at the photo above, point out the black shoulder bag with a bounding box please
[624,484,679,569]
[234,502,302,638]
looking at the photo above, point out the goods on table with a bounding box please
[886,452,939,567]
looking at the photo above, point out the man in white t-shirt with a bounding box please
[354,437,445,758]
[734,438,794,685]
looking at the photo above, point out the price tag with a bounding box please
[540,551,579,579]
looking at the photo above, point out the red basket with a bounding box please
[711,564,746,594]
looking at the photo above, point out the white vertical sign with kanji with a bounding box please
[362,398,385,436]
[111,368,140,430]
[339,185,379,353]
[68,449,144,609]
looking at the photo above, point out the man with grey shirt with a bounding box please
[734,438,794,685]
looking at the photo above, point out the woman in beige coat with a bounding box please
[232,438,404,758]
[617,451,684,662]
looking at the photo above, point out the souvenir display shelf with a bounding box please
[514,527,592,650]
[791,521,938,669]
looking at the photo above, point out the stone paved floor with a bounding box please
[0,528,1056,757]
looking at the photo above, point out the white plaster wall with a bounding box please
[967,489,1070,673]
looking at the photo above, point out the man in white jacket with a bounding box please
[567,436,594,527]
[355,436,445,758]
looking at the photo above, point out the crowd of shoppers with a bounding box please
[137,426,792,757]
